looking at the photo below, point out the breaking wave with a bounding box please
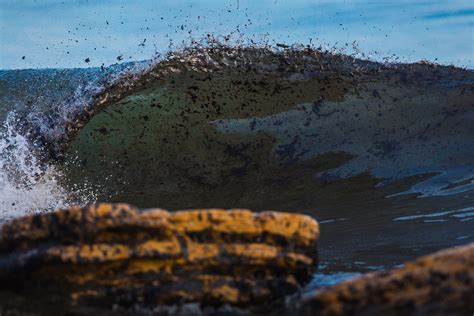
[0,43,473,270]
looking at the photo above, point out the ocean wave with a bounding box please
[0,43,473,273]
[0,45,473,214]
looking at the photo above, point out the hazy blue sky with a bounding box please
[1,0,473,69]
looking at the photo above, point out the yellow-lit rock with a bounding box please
[0,203,319,309]
[299,243,474,316]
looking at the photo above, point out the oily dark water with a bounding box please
[1,45,473,283]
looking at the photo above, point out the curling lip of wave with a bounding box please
[28,45,474,160]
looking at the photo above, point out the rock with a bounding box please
[299,243,474,316]
[0,203,319,311]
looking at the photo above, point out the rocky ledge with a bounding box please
[0,203,472,316]
[299,242,474,316]
[0,203,319,311]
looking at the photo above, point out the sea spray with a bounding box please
[0,113,72,220]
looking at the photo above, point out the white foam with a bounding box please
[0,113,94,222]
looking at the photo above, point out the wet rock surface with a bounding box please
[0,203,319,314]
[298,242,474,316]
[0,203,472,315]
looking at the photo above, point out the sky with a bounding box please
[0,0,473,69]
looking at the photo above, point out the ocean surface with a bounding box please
[0,0,473,293]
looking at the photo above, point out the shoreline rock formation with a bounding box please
[298,243,474,316]
[0,203,473,315]
[0,203,319,312]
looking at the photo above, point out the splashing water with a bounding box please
[0,113,95,222]
[0,113,67,220]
